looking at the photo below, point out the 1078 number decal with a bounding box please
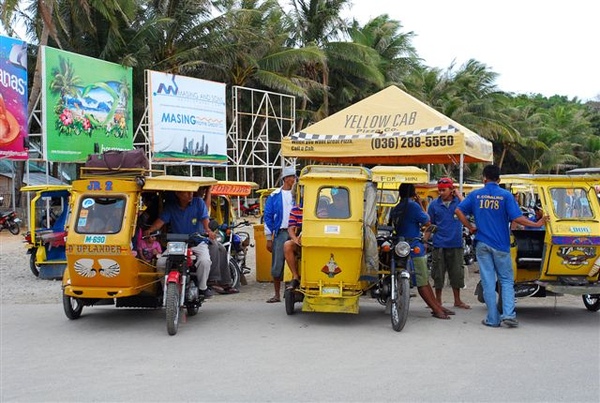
[371,135,454,150]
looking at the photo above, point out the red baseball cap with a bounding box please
[437,177,454,189]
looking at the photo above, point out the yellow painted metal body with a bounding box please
[21,185,72,278]
[295,166,375,314]
[62,172,217,300]
[370,165,429,224]
[211,180,259,225]
[501,174,600,293]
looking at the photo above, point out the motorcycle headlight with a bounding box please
[394,241,411,257]
[167,242,187,256]
[215,232,224,243]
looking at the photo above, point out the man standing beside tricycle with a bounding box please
[456,165,546,328]
[427,177,470,310]
[263,166,297,303]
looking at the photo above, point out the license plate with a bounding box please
[322,287,340,295]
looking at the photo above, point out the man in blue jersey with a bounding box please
[145,191,216,299]
[427,177,470,309]
[456,165,546,328]
[391,183,454,320]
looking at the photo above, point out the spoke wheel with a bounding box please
[582,294,600,312]
[391,276,410,332]
[8,221,20,235]
[63,292,83,320]
[166,282,181,336]
[229,258,241,289]
[29,250,40,277]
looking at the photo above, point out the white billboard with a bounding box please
[147,71,227,164]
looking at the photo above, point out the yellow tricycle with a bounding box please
[21,185,71,279]
[210,180,258,287]
[62,167,218,332]
[284,165,429,331]
[476,173,600,311]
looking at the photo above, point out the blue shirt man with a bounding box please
[427,177,469,309]
[456,165,545,328]
[145,191,215,297]
[390,183,453,320]
[263,166,296,303]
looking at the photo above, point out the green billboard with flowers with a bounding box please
[42,46,133,162]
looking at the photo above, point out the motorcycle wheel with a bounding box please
[63,292,83,319]
[582,294,600,312]
[284,288,295,315]
[229,258,241,289]
[391,276,410,332]
[166,282,181,336]
[29,249,40,277]
[8,220,20,235]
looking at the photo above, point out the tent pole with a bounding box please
[459,154,464,194]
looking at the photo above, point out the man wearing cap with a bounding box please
[263,166,297,303]
[427,177,470,309]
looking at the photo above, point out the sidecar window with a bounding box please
[76,197,126,234]
[316,187,350,219]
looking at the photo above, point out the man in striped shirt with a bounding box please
[284,204,303,290]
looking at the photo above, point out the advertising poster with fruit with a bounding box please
[147,70,227,165]
[42,46,133,162]
[0,35,28,160]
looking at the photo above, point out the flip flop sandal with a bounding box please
[224,286,239,294]
[431,311,451,320]
[442,307,456,315]
[266,296,281,303]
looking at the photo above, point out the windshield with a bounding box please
[550,187,593,219]
[75,197,126,234]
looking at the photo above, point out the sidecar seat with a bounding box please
[513,229,545,269]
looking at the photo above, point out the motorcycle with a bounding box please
[373,225,414,331]
[239,199,260,217]
[213,220,253,289]
[0,210,21,235]
[163,232,209,336]
[462,225,476,265]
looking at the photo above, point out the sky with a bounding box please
[343,0,598,101]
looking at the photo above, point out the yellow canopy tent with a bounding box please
[281,85,493,166]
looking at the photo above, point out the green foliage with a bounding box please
[8,0,600,175]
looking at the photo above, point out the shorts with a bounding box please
[413,255,429,287]
[431,247,464,289]
[270,230,290,279]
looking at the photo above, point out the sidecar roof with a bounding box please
[143,175,217,192]
[211,181,259,196]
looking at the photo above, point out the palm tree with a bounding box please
[347,14,420,87]
[286,0,386,123]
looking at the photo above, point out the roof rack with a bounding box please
[79,167,165,179]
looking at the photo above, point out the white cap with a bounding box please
[282,166,296,178]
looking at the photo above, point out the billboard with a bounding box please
[42,46,133,162]
[0,35,28,160]
[147,70,226,164]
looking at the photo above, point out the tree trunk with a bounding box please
[15,1,55,207]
